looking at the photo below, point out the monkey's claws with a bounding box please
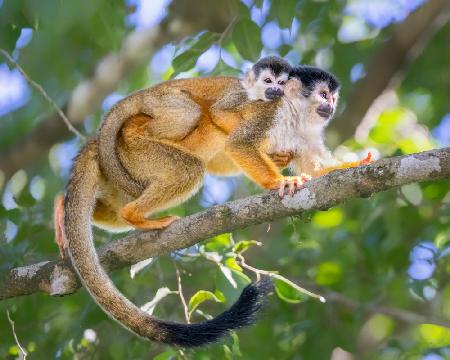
[277,175,311,198]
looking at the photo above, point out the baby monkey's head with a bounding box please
[287,66,340,124]
[242,56,292,101]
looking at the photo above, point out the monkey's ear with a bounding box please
[242,70,256,89]
[284,78,302,99]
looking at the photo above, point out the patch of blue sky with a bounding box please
[196,45,220,73]
[151,43,175,74]
[0,64,30,117]
[15,28,33,49]
[102,92,125,112]
[200,174,240,208]
[350,63,366,82]
[408,241,437,281]
[262,18,300,50]
[126,0,172,29]
[432,114,450,147]
[250,0,270,26]
[345,0,426,29]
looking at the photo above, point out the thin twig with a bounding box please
[0,48,86,140]
[6,310,28,360]
[173,262,190,323]
[236,254,326,303]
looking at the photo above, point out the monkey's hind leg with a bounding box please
[120,141,205,230]
[53,194,67,258]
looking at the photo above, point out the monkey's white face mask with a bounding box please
[242,69,289,102]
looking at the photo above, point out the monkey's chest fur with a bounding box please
[267,103,323,156]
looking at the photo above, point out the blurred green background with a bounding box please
[0,0,449,359]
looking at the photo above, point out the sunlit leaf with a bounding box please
[205,233,232,252]
[188,290,223,316]
[312,208,343,228]
[418,324,450,347]
[274,279,306,304]
[153,350,178,360]
[225,257,243,271]
[233,240,261,254]
[315,262,342,286]
[130,257,154,279]
[140,287,177,315]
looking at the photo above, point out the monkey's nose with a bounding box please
[265,88,283,100]
[316,103,333,118]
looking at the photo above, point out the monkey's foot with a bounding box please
[131,216,180,230]
[270,151,294,168]
[53,194,68,259]
[120,205,179,230]
[277,175,311,198]
[358,151,373,166]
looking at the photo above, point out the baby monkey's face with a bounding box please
[254,68,289,100]
[242,56,292,101]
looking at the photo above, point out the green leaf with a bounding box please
[153,350,178,360]
[6,209,22,223]
[278,44,293,57]
[274,279,306,304]
[232,19,262,62]
[205,233,232,252]
[225,257,242,271]
[172,31,220,76]
[188,290,223,315]
[210,59,240,77]
[233,240,261,254]
[14,187,36,208]
[270,0,297,28]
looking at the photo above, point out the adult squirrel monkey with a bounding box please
[58,62,371,347]
[58,58,296,348]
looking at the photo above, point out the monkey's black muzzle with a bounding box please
[316,103,334,118]
[265,88,283,100]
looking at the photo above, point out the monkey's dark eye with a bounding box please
[320,91,328,99]
[278,80,285,85]
[264,78,272,83]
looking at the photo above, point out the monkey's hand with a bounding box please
[269,151,294,168]
[274,175,311,198]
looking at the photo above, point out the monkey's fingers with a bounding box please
[278,176,309,198]
[278,180,287,198]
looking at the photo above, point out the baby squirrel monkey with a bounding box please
[266,66,372,196]
[59,60,372,348]
[97,56,293,198]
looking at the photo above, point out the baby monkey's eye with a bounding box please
[264,78,272,83]
[278,80,285,85]
[320,91,328,99]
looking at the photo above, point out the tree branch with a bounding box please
[1,147,449,300]
[329,0,450,142]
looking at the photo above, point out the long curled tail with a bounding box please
[65,141,272,347]
[98,93,146,198]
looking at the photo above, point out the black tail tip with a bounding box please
[157,278,273,348]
